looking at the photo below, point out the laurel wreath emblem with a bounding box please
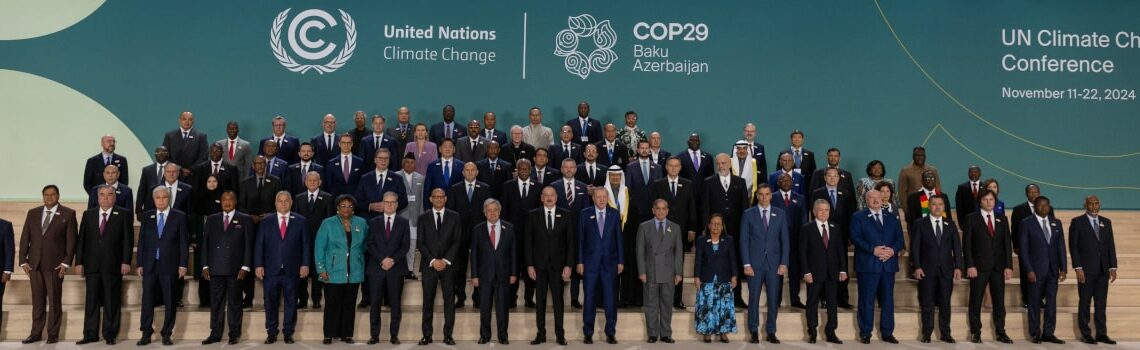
[270,8,356,75]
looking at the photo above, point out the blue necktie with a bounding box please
[761,209,768,231]
[443,161,451,185]
[829,189,837,208]
[793,150,802,168]
[156,212,166,259]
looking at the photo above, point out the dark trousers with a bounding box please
[511,274,535,306]
[421,268,455,338]
[82,273,123,340]
[805,279,838,335]
[322,283,358,338]
[452,242,472,305]
[787,247,803,304]
[856,271,895,337]
[918,275,953,337]
[619,233,641,306]
[298,274,324,306]
[263,273,299,336]
[28,266,64,339]
[478,281,510,341]
[967,270,1007,335]
[533,268,566,337]
[1077,272,1110,337]
[368,272,404,338]
[140,273,177,337]
[207,275,244,339]
[581,269,617,337]
[746,268,782,334]
[1026,273,1059,338]
[570,271,583,304]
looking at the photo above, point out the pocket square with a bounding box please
[589,216,596,220]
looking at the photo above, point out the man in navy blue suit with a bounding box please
[136,186,189,346]
[1069,195,1118,345]
[358,115,399,171]
[151,163,193,214]
[849,189,904,344]
[83,135,129,193]
[565,101,602,146]
[254,192,312,344]
[678,134,713,191]
[259,116,300,164]
[258,140,289,179]
[200,191,252,345]
[284,143,324,196]
[364,192,411,345]
[1019,196,1067,344]
[576,188,624,344]
[739,185,789,344]
[429,105,466,145]
[625,140,662,225]
[550,125,583,166]
[771,173,807,307]
[86,164,133,213]
[311,114,340,167]
[357,149,408,219]
[326,133,364,198]
[910,196,963,343]
[423,139,464,208]
[470,199,518,344]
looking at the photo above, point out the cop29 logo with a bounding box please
[270,8,357,74]
[554,14,618,80]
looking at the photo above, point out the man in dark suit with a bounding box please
[258,140,289,179]
[254,192,312,344]
[358,115,400,171]
[810,167,857,308]
[577,144,606,187]
[364,192,411,345]
[1069,195,1118,344]
[772,173,807,307]
[626,140,663,223]
[429,105,466,144]
[501,126,535,167]
[531,148,560,187]
[311,114,340,167]
[284,142,324,196]
[19,185,77,344]
[679,134,714,192]
[1019,196,1067,344]
[475,142,512,199]
[741,123,768,181]
[86,164,133,213]
[961,189,1014,344]
[137,146,171,218]
[445,162,490,307]
[417,189,461,346]
[910,196,962,343]
[83,135,129,193]
[1010,183,1053,308]
[455,120,489,163]
[807,148,855,196]
[550,125,583,166]
[800,199,846,344]
[552,160,590,307]
[135,186,189,346]
[162,111,208,178]
[388,107,415,155]
[849,189,904,344]
[470,200,517,344]
[787,130,817,190]
[258,116,301,164]
[238,156,282,307]
[502,159,541,241]
[566,101,602,145]
[200,191,252,345]
[478,112,508,145]
[423,139,464,207]
[148,163,193,215]
[577,188,624,344]
[291,171,334,309]
[326,133,364,199]
[740,186,790,344]
[700,154,750,307]
[526,187,575,345]
[906,170,950,229]
[594,124,629,168]
[646,132,671,167]
[0,218,12,336]
[75,185,133,345]
[356,149,408,219]
[953,166,982,229]
[651,157,698,309]
[192,144,240,194]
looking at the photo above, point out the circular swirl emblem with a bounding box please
[553,14,618,80]
[270,8,356,75]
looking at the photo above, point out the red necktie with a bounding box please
[99,212,107,235]
[821,224,829,250]
[972,183,978,198]
[489,223,497,249]
[228,140,235,160]
[279,216,287,239]
[784,193,790,207]
[986,214,995,237]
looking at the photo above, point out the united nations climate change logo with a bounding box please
[270,8,356,74]
[554,14,618,80]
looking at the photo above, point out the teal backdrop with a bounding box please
[1,0,1138,208]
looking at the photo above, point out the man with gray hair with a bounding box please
[259,115,300,164]
[136,185,189,346]
[291,171,334,309]
[636,199,683,343]
[471,198,518,344]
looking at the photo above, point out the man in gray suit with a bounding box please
[455,120,488,163]
[215,121,254,180]
[398,153,425,279]
[635,199,683,343]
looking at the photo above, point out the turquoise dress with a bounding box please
[314,216,367,284]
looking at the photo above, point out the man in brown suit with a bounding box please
[19,184,78,344]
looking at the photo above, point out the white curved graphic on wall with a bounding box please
[0,69,149,201]
[0,0,105,40]
[554,14,618,79]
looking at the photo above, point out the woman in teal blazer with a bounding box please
[314,194,368,344]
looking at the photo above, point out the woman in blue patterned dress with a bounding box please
[694,214,738,343]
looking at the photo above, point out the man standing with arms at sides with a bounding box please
[481,111,508,145]
[471,199,518,344]
[359,114,399,171]
[731,140,762,203]
[647,132,671,167]
[430,104,466,144]
[75,185,132,345]
[577,143,606,187]
[808,148,855,196]
[1070,195,1118,345]
[954,166,982,230]
[636,199,683,344]
[423,138,464,204]
[811,167,856,309]
[594,123,629,168]
[740,123,767,181]
[311,114,339,167]
[578,188,624,344]
[87,164,133,213]
[1011,183,1053,308]
[849,189,904,344]
[136,186,189,346]
[910,196,962,344]
[526,186,575,346]
[327,133,364,198]
[476,141,512,199]
[259,116,300,164]
[200,191,252,345]
[740,185,789,344]
[566,101,602,146]
[83,135,129,193]
[551,125,583,166]
[801,199,846,345]
[1019,196,1067,344]
[445,162,490,308]
[254,192,311,344]
[456,119,488,163]
[215,121,253,179]
[137,146,171,220]
[364,192,411,345]
[19,184,77,345]
[650,156,697,309]
[163,111,207,178]
[523,107,554,150]
[786,130,816,189]
[351,110,369,154]
[292,171,334,309]
[626,140,662,225]
[398,154,425,280]
[961,189,1014,344]
[772,173,808,308]
[284,142,323,196]
[897,146,941,204]
[388,107,414,155]
[417,188,461,346]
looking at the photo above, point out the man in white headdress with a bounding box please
[604,165,640,307]
[731,140,761,204]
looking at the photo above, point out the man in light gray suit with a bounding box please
[635,199,683,344]
[740,184,790,344]
[215,121,254,180]
[455,120,488,163]
[398,153,426,278]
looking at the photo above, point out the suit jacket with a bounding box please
[201,211,253,276]
[700,175,749,237]
[365,214,411,276]
[694,234,738,282]
[423,158,466,207]
[86,184,134,214]
[575,162,606,187]
[500,142,536,167]
[446,181,491,238]
[503,179,542,230]
[136,209,189,275]
[475,158,512,199]
[356,170,408,218]
[83,153,129,193]
[0,219,13,273]
[1069,215,1117,276]
[357,133,400,171]
[531,167,561,188]
[292,191,335,241]
[745,142,768,181]
[954,182,979,229]
[679,150,713,190]
[549,142,583,166]
[525,207,576,271]
[260,157,289,179]
[238,175,282,216]
[254,212,312,276]
[739,206,791,271]
[470,221,517,283]
[905,189,952,227]
[479,128,508,146]
[961,211,1013,272]
[810,186,856,234]
[326,154,364,198]
[772,190,807,247]
[387,124,416,155]
[191,160,239,194]
[141,181,193,215]
[163,128,208,170]
[635,219,683,283]
[625,159,663,221]
[135,162,167,218]
[283,162,324,196]
[1010,201,1055,250]
[1018,216,1066,277]
[310,133,341,167]
[849,208,904,273]
[909,216,963,278]
[76,206,132,274]
[650,177,697,233]
[215,137,254,179]
[799,220,847,281]
[397,172,426,228]
[808,167,855,196]
[649,149,672,168]
[429,121,467,145]
[578,206,624,272]
[593,141,629,168]
[767,169,806,197]
[565,117,602,145]
[454,136,488,163]
[551,178,589,213]
[258,135,300,164]
[416,208,462,272]
[788,147,817,190]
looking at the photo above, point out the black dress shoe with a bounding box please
[531,335,546,345]
[606,335,617,344]
[478,337,490,344]
[106,339,117,345]
[556,336,568,345]
[405,272,418,280]
[284,336,294,344]
[201,337,221,345]
[647,336,658,343]
[940,335,956,343]
[21,336,41,344]
[749,332,760,343]
[735,301,748,309]
[583,336,593,344]
[312,302,322,309]
[1097,336,1117,345]
[228,338,240,345]
[1041,335,1065,344]
[177,300,185,308]
[443,336,455,345]
[674,301,687,309]
[296,302,307,309]
[323,338,333,345]
[1030,337,1042,344]
[391,336,401,345]
[882,335,899,343]
[45,337,58,344]
[368,337,380,344]
[137,337,151,346]
[838,303,854,310]
[808,335,818,344]
[704,335,714,343]
[162,337,174,345]
[77,338,100,345]
[499,339,509,345]
[265,335,277,344]
[859,335,871,344]
[342,337,354,344]
[357,301,370,309]
[525,301,536,308]
[661,336,675,343]
[720,334,730,343]
[826,334,843,344]
[572,301,583,309]
[920,336,931,343]
[996,333,1014,344]
[766,334,780,344]
[1081,335,1097,344]
[418,336,433,345]
[968,333,982,343]
[791,301,806,309]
